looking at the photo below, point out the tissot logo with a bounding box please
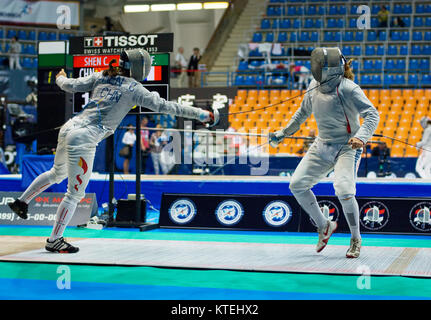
[83,35,159,48]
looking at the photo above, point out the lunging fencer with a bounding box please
[415,116,431,178]
[8,49,216,253]
[270,48,379,258]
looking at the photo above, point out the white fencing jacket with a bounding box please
[281,76,380,144]
[56,72,210,137]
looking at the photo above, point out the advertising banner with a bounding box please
[0,192,96,226]
[160,193,302,231]
[0,0,79,26]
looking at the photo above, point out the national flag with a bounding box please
[146,66,162,81]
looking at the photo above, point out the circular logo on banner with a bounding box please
[360,201,390,231]
[262,201,292,227]
[168,199,197,225]
[409,202,431,232]
[310,200,340,227]
[215,200,244,226]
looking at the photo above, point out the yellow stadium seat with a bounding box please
[390,104,402,112]
[237,90,247,100]
[368,89,379,99]
[414,89,424,98]
[405,96,417,107]
[392,96,404,104]
[391,144,404,157]
[391,89,402,97]
[405,148,419,157]
[380,95,391,104]
[403,89,413,98]
[380,89,390,97]
[259,90,269,98]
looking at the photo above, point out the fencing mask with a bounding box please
[119,49,152,81]
[310,47,345,83]
[419,116,431,129]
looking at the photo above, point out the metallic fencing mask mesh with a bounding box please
[310,47,345,83]
[119,49,152,81]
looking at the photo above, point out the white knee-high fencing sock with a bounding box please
[49,199,78,242]
[339,197,361,240]
[19,171,54,204]
[293,189,328,229]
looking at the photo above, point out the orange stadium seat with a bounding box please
[414,89,424,98]
[403,89,413,98]
[380,89,390,97]
[237,90,247,100]
[391,144,404,157]
[368,89,379,99]
[380,95,391,104]
[425,89,431,99]
[392,96,404,104]
[391,89,402,97]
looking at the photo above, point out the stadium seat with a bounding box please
[245,75,256,85]
[280,19,290,29]
[349,18,356,29]
[238,61,249,71]
[426,18,431,27]
[408,75,419,86]
[290,32,297,42]
[387,45,397,55]
[425,32,431,41]
[409,59,419,70]
[378,31,387,41]
[38,32,48,40]
[278,32,287,42]
[400,45,408,55]
[235,75,245,85]
[404,4,412,14]
[414,17,424,27]
[18,30,27,40]
[252,32,263,42]
[367,31,377,41]
[7,29,17,39]
[342,46,352,56]
[265,32,274,42]
[420,59,430,71]
[310,32,319,42]
[417,4,425,13]
[413,31,422,41]
[261,19,271,29]
[396,59,406,70]
[355,31,364,41]
[365,46,375,56]
[411,45,421,55]
[401,31,409,41]
[343,31,353,42]
[391,31,400,41]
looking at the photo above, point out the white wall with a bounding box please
[116,9,226,62]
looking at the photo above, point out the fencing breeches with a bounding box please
[289,140,363,236]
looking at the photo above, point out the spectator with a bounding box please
[391,17,405,28]
[377,6,389,28]
[104,16,114,31]
[175,47,188,88]
[150,125,168,174]
[120,124,136,174]
[371,142,390,157]
[8,36,22,70]
[187,47,201,88]
[140,117,150,173]
[298,129,316,154]
[289,63,312,89]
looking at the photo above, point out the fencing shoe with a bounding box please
[316,220,338,253]
[45,237,79,253]
[8,199,28,220]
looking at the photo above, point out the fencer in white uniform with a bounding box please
[9,49,215,253]
[270,48,379,258]
[416,116,431,178]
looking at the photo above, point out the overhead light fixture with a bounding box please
[151,4,176,11]
[177,3,203,10]
[203,2,229,9]
[124,4,150,13]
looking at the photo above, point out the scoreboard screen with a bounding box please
[72,53,170,114]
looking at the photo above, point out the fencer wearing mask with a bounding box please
[270,47,379,258]
[9,49,216,253]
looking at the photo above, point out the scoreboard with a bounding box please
[72,52,170,114]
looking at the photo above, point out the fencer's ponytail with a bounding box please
[344,59,355,81]
[103,59,121,77]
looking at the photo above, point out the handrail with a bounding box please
[200,0,249,72]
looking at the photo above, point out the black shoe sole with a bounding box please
[45,246,79,254]
[8,203,28,220]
